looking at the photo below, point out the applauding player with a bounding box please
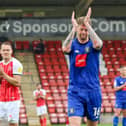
[0,41,23,126]
[33,83,47,126]
[62,7,103,126]
[113,66,126,126]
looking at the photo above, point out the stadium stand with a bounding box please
[100,40,126,113]
[33,40,69,124]
[15,40,30,50]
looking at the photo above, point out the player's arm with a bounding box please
[0,67,21,87]
[114,79,126,91]
[114,82,126,91]
[62,28,75,53]
[39,94,46,99]
[39,90,46,99]
[33,95,40,101]
[84,7,103,49]
[62,11,77,53]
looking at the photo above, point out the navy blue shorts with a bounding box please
[115,100,126,109]
[68,88,102,121]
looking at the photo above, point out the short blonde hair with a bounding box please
[77,16,91,25]
[77,16,85,25]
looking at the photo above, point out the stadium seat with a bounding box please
[104,107,113,113]
[58,113,66,123]
[50,113,58,124]
[48,104,56,113]
[56,104,64,113]
[46,97,54,105]
[23,41,30,50]
[15,41,22,50]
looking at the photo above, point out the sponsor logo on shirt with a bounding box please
[75,54,87,67]
[85,47,90,53]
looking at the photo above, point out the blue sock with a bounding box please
[113,116,119,126]
[122,117,126,126]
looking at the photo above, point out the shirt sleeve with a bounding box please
[13,58,23,75]
[114,77,119,88]
[33,90,36,97]
[42,89,46,96]
[114,80,117,88]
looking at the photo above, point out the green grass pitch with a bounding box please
[52,123,121,126]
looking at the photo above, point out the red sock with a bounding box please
[43,117,47,126]
[40,118,43,126]
[66,116,69,126]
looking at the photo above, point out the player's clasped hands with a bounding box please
[71,7,92,31]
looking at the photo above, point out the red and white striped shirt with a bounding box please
[0,57,23,102]
[33,89,46,107]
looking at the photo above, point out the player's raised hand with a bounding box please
[123,82,126,86]
[71,11,78,31]
[84,7,92,25]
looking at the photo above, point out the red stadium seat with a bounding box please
[104,107,113,113]
[58,113,66,123]
[15,41,22,50]
[23,41,30,50]
[48,104,56,113]
[46,97,54,105]
[56,104,64,113]
[50,113,58,124]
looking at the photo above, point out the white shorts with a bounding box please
[0,100,20,123]
[37,105,47,116]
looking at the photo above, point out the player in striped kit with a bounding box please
[113,66,126,126]
[33,83,47,126]
[0,41,23,126]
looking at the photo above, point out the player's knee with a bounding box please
[70,122,81,126]
[115,112,120,117]
[69,118,81,126]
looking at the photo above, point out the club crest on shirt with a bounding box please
[85,47,90,53]
[120,81,124,84]
[69,108,74,114]
[18,67,23,73]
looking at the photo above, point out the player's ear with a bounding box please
[11,48,13,55]
[0,49,1,55]
[11,49,13,54]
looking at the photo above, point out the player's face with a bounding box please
[37,84,41,90]
[0,45,12,60]
[77,25,89,43]
[121,67,126,77]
